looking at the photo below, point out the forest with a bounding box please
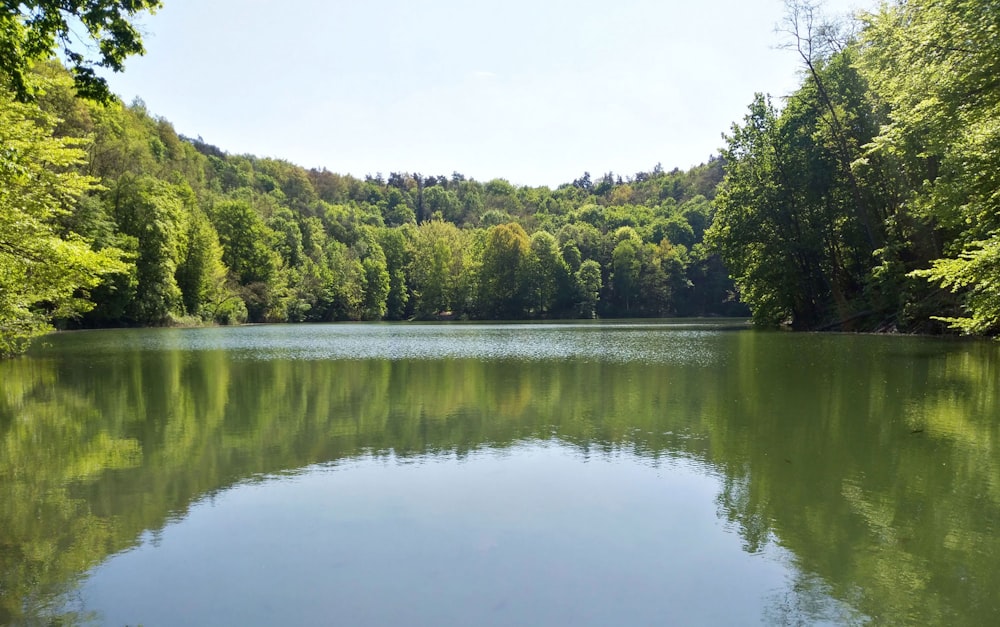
[1,0,998,356]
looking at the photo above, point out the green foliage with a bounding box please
[210,200,277,286]
[357,230,390,320]
[709,94,813,327]
[175,208,234,321]
[16,3,1000,338]
[0,1,161,102]
[859,0,1000,334]
[575,259,602,318]
[611,234,644,314]
[109,175,186,323]
[710,44,887,330]
[912,240,1000,335]
[2,61,749,350]
[323,241,364,320]
[408,220,471,318]
[707,0,1000,334]
[0,89,127,355]
[478,223,531,319]
[376,226,411,320]
[526,231,571,316]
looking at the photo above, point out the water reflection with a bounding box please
[1,324,998,624]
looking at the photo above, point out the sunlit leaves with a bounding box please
[1,0,162,102]
[0,90,127,356]
[860,0,1000,334]
[912,239,1000,334]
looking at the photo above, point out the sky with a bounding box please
[100,0,873,188]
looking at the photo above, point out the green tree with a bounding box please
[376,226,411,320]
[323,240,364,320]
[357,230,389,320]
[0,91,127,355]
[175,209,236,321]
[708,86,876,329]
[211,200,277,286]
[267,207,304,268]
[652,239,690,315]
[0,1,161,102]
[409,220,470,318]
[478,222,530,319]
[210,200,282,321]
[575,259,602,318]
[423,185,462,223]
[859,0,1000,334]
[610,234,644,315]
[108,175,187,324]
[526,230,570,316]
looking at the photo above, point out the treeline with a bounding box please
[0,61,742,355]
[4,0,998,355]
[709,0,1000,334]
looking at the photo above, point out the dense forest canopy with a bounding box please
[1,0,999,356]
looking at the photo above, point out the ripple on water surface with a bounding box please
[51,321,747,366]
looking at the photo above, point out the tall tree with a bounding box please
[859,0,1000,334]
[376,226,411,320]
[210,200,282,321]
[709,95,824,327]
[575,259,602,318]
[357,230,390,320]
[477,223,531,319]
[0,90,127,355]
[175,208,234,321]
[610,231,646,315]
[409,220,470,318]
[109,175,187,324]
[710,46,887,332]
[526,230,570,316]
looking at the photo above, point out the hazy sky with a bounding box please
[101,0,871,188]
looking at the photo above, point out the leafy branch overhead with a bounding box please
[0,0,162,102]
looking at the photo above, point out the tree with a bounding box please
[175,208,234,321]
[267,208,304,268]
[575,259,602,318]
[210,200,282,321]
[859,0,1000,334]
[652,240,690,316]
[779,0,878,251]
[610,234,644,315]
[109,175,186,324]
[0,90,127,355]
[376,226,411,320]
[423,185,462,223]
[211,200,277,286]
[477,223,530,319]
[708,66,885,330]
[357,230,389,320]
[323,240,364,320]
[0,1,162,102]
[409,220,470,318]
[526,230,570,316]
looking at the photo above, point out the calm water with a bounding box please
[2,321,999,626]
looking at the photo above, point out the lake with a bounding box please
[2,321,998,625]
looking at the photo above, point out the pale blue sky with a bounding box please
[103,0,871,187]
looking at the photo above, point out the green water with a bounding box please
[2,322,998,625]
